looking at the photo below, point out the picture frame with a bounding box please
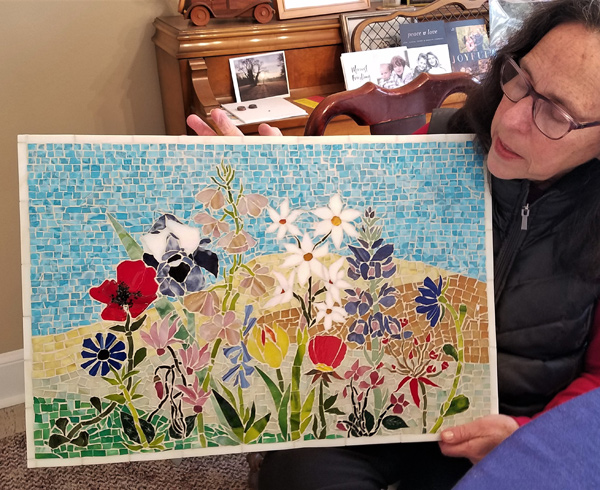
[275,0,370,20]
[342,10,416,52]
[229,51,290,103]
[340,10,395,52]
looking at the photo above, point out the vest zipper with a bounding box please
[494,185,530,303]
[521,204,530,230]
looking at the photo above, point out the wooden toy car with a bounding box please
[178,0,275,26]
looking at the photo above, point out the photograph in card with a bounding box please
[341,46,416,90]
[398,20,452,77]
[445,19,493,79]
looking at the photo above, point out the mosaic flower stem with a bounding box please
[430,301,467,433]
[290,329,308,440]
[196,412,207,447]
[202,337,223,392]
[419,380,428,434]
[66,401,117,440]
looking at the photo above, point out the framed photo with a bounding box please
[275,0,370,20]
[342,11,415,52]
[340,10,394,52]
[229,51,290,103]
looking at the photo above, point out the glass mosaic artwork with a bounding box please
[18,134,497,467]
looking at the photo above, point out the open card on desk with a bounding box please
[222,97,307,124]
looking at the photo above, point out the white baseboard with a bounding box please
[0,349,24,409]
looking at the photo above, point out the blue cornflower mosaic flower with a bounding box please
[81,332,127,376]
[415,276,445,327]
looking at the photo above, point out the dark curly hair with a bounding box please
[449,0,600,279]
[449,0,600,150]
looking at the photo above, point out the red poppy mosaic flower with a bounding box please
[89,260,158,321]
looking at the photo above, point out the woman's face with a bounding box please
[427,54,437,66]
[418,56,427,70]
[488,23,600,183]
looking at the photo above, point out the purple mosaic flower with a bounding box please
[415,276,445,327]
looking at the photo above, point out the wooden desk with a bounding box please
[152,14,465,136]
[152,14,361,136]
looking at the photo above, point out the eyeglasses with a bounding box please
[500,56,600,140]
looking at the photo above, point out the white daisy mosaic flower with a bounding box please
[313,194,361,249]
[264,270,296,309]
[323,257,351,305]
[282,234,327,286]
[315,298,348,331]
[266,198,302,240]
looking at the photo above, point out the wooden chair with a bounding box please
[304,71,479,136]
[351,0,489,52]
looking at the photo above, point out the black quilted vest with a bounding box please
[492,166,600,416]
[429,109,600,417]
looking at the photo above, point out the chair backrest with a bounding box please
[304,71,479,136]
[352,0,489,52]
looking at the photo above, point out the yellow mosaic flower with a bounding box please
[247,323,290,369]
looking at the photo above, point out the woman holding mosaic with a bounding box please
[187,0,600,487]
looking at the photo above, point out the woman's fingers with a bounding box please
[258,123,283,137]
[187,109,283,137]
[186,113,217,136]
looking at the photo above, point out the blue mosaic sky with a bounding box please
[25,138,487,336]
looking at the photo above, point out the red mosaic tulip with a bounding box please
[89,260,158,321]
[308,335,347,372]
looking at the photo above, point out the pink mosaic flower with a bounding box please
[198,310,242,345]
[179,344,210,375]
[217,230,257,254]
[175,376,211,413]
[238,194,268,217]
[196,188,225,209]
[140,316,179,355]
[183,290,219,316]
[193,212,230,238]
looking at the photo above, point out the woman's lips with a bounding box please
[494,137,521,160]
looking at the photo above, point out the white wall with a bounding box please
[1,0,178,354]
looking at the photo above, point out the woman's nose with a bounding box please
[502,94,535,133]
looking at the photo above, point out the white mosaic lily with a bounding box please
[264,270,296,309]
[313,194,361,249]
[314,298,348,331]
[324,257,351,305]
[282,234,327,286]
[266,198,303,240]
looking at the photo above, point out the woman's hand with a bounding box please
[186,109,283,137]
[438,414,519,464]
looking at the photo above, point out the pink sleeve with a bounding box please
[512,302,600,426]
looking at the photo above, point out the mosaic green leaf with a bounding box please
[443,344,459,362]
[107,213,143,260]
[382,415,408,430]
[71,431,89,447]
[155,297,176,318]
[48,434,70,449]
[120,411,156,444]
[54,417,69,434]
[213,390,243,442]
[444,395,470,417]
[105,394,126,404]
[243,412,271,444]
[255,366,282,408]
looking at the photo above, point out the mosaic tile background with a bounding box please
[19,134,497,467]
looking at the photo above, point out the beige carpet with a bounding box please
[0,432,251,490]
